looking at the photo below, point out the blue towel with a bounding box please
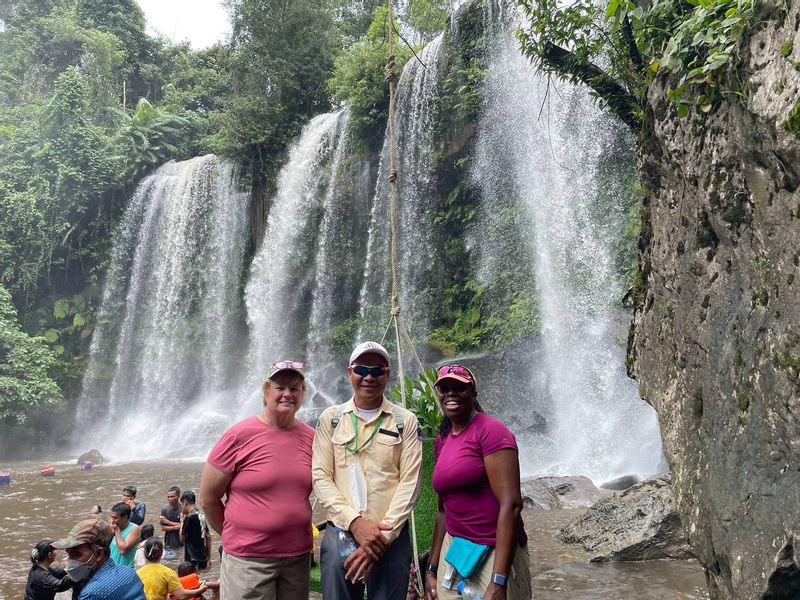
[444,536,492,578]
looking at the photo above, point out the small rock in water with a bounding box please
[600,474,641,491]
[77,449,105,465]
[520,475,601,510]
[558,473,694,562]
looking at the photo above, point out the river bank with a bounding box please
[0,459,707,599]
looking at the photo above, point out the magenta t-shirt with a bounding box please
[432,412,526,546]
[207,416,315,557]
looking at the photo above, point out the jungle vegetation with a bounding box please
[0,0,659,443]
[0,0,449,440]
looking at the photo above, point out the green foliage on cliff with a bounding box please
[0,0,207,415]
[0,284,61,426]
[424,2,540,354]
[329,7,412,153]
[219,0,337,181]
[517,0,757,124]
[328,1,450,155]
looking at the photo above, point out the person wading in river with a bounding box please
[122,486,146,526]
[110,502,141,568]
[160,486,182,550]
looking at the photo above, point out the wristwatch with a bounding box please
[426,563,438,574]
[490,572,507,586]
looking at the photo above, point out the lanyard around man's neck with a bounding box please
[345,411,385,454]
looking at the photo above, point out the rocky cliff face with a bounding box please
[629,2,800,598]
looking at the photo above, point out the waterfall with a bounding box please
[306,111,373,372]
[71,10,664,476]
[244,110,361,410]
[76,155,250,459]
[471,33,663,482]
[358,33,445,348]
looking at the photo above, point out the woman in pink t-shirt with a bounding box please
[426,364,531,600]
[199,360,315,600]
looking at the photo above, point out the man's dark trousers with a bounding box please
[320,523,411,600]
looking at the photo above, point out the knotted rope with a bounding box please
[380,2,426,594]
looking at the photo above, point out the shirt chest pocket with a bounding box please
[374,431,402,466]
[332,427,355,468]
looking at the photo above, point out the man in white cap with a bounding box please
[312,341,423,600]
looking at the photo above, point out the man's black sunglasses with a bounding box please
[352,365,388,377]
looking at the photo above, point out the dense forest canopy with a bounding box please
[0,0,451,442]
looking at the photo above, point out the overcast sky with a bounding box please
[137,0,231,49]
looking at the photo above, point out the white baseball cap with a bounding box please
[349,341,390,365]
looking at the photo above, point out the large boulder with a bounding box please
[558,474,693,562]
[629,0,800,596]
[520,475,601,510]
[76,449,104,465]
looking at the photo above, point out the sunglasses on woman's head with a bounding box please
[437,365,474,381]
[272,360,305,370]
[352,365,388,377]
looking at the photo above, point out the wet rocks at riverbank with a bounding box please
[521,475,602,510]
[558,474,693,562]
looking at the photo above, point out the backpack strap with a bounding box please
[330,402,404,434]
[393,404,404,435]
[330,404,345,430]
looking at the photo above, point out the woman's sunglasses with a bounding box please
[437,364,474,382]
[352,365,389,377]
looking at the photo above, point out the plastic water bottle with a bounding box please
[334,526,358,561]
[456,580,483,599]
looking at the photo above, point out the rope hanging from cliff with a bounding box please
[379,2,431,595]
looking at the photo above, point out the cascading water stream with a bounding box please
[243,110,367,413]
[76,155,250,459]
[471,32,663,482]
[245,112,344,373]
[306,111,373,371]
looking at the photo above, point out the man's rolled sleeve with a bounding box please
[311,412,361,530]
[380,411,423,542]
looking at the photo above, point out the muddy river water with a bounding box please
[0,459,708,599]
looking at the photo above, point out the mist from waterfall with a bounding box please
[76,155,250,459]
[471,32,663,482]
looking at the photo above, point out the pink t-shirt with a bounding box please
[207,416,315,557]
[432,412,526,546]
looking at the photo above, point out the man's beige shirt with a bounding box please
[312,396,422,542]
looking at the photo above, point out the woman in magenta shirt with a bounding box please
[425,365,531,600]
[199,360,315,600]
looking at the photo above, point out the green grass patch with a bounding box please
[412,438,438,557]
[784,97,800,137]
[310,562,321,593]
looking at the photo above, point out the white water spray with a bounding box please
[472,34,663,482]
[76,155,250,459]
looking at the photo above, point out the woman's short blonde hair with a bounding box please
[262,373,308,397]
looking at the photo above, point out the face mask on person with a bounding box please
[66,550,97,582]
